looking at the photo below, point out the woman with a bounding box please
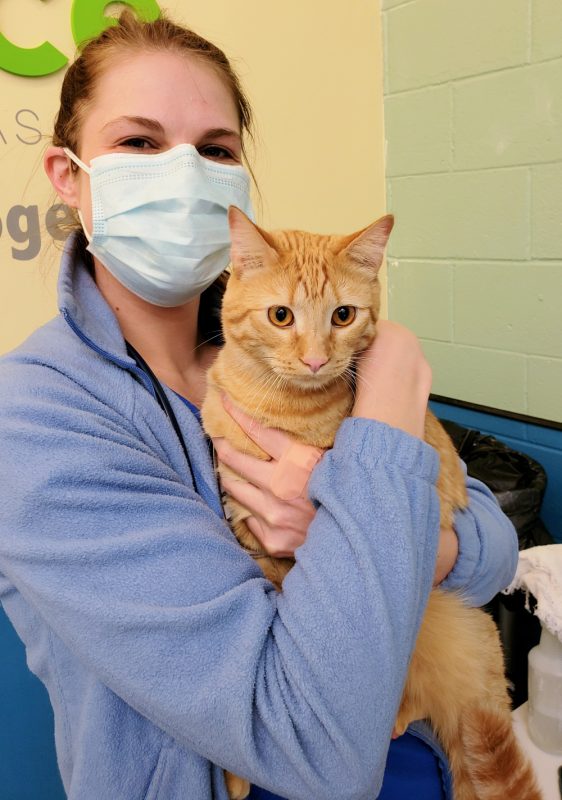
[0,11,517,800]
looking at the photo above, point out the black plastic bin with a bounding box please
[439,419,553,708]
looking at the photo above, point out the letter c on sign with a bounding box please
[0,0,67,77]
[0,0,161,77]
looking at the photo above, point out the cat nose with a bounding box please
[301,356,328,373]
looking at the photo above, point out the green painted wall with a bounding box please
[383,0,562,423]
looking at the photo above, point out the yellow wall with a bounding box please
[0,0,387,355]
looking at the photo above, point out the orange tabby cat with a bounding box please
[201,207,542,800]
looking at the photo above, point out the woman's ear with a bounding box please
[44,146,81,208]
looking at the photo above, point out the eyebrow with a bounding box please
[102,115,165,133]
[101,117,240,142]
[200,127,241,142]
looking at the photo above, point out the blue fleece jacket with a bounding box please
[0,235,517,800]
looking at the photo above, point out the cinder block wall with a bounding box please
[383,0,562,423]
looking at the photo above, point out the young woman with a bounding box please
[0,12,517,800]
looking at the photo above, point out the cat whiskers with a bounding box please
[222,365,274,453]
[341,366,358,400]
[234,369,283,458]
[250,370,285,429]
[351,368,375,397]
[266,372,290,415]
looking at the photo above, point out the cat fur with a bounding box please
[201,207,541,800]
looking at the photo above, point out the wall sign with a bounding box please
[0,0,162,262]
[0,0,160,77]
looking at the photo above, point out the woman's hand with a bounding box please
[352,320,432,439]
[434,525,459,586]
[353,321,459,583]
[212,399,323,558]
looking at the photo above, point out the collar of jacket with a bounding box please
[57,231,154,395]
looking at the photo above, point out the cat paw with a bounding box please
[224,770,251,800]
[392,724,407,739]
[392,714,411,739]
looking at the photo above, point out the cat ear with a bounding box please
[228,206,279,277]
[340,214,394,275]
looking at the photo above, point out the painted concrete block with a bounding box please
[532,163,562,259]
[453,262,562,358]
[454,61,562,169]
[528,357,562,422]
[422,340,526,413]
[385,85,451,175]
[388,170,529,259]
[386,0,528,93]
[387,259,452,340]
[532,0,562,62]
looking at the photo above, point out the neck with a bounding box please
[94,260,213,404]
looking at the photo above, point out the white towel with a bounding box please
[504,544,562,644]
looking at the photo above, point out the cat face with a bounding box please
[222,209,394,390]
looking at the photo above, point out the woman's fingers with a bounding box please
[245,516,305,559]
[433,525,459,586]
[220,473,274,519]
[213,437,275,489]
[219,396,325,500]
[215,396,322,556]
[221,395,291,460]
[220,474,314,557]
[220,473,311,529]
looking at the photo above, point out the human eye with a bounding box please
[198,144,239,163]
[118,136,157,151]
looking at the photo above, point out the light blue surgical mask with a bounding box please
[64,143,254,307]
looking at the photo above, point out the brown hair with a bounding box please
[52,8,254,160]
[52,9,255,343]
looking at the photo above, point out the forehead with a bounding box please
[83,49,240,137]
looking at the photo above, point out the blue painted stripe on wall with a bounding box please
[430,400,562,543]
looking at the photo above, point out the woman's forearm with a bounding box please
[439,468,518,606]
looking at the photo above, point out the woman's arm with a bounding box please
[0,352,440,800]
[439,467,518,606]
[353,320,518,604]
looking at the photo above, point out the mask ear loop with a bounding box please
[63,147,90,174]
[62,147,93,242]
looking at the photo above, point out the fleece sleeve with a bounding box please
[0,363,440,800]
[440,462,518,606]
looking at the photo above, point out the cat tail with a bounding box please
[460,706,543,800]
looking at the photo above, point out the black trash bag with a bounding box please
[438,418,554,707]
[439,419,550,550]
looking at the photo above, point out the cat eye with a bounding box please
[268,306,294,327]
[331,306,356,327]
